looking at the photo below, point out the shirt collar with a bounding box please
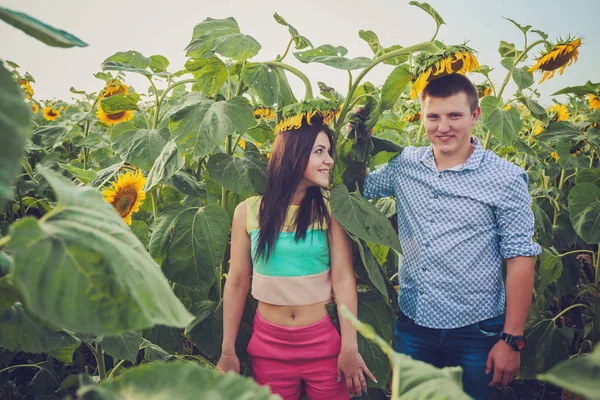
[420,137,485,172]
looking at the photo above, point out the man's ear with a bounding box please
[471,106,481,125]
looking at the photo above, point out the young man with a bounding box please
[363,74,541,400]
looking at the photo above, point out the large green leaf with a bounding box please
[538,345,600,400]
[536,249,562,300]
[357,289,393,389]
[166,172,207,198]
[552,80,599,96]
[206,148,267,196]
[0,63,30,206]
[186,57,228,97]
[520,318,573,379]
[170,95,254,159]
[7,167,194,335]
[409,1,445,29]
[483,104,523,146]
[185,17,261,61]
[511,66,534,90]
[339,306,470,399]
[273,13,312,50]
[241,63,281,106]
[567,182,600,243]
[184,300,221,358]
[576,168,600,186]
[294,45,372,70]
[0,7,87,48]
[113,128,167,171]
[518,96,548,125]
[32,124,69,149]
[379,64,412,112]
[354,239,389,301]
[99,93,140,114]
[331,184,400,252]
[98,331,142,363]
[359,30,381,54]
[0,252,11,278]
[149,204,231,290]
[77,360,280,400]
[149,55,170,73]
[535,121,582,142]
[101,51,152,76]
[0,302,80,357]
[143,141,185,192]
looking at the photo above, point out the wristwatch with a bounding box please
[500,332,526,352]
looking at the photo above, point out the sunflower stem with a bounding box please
[157,79,196,110]
[95,343,107,381]
[107,359,126,380]
[150,190,158,222]
[0,364,44,375]
[497,39,546,99]
[483,130,492,150]
[334,41,436,134]
[148,78,161,129]
[264,61,313,100]
[430,23,440,42]
[275,37,295,62]
[552,169,566,225]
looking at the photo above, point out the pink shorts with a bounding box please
[248,311,349,400]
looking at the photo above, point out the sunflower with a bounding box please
[99,79,129,100]
[239,139,246,150]
[410,45,480,99]
[96,106,134,126]
[533,123,544,136]
[256,141,263,147]
[18,79,34,99]
[476,83,493,98]
[529,38,581,83]
[275,99,341,133]
[102,170,146,225]
[405,112,421,122]
[551,151,560,161]
[503,104,512,111]
[42,107,60,121]
[588,94,600,110]
[31,102,39,114]
[253,106,275,120]
[548,104,569,122]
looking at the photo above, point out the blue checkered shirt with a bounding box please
[364,138,541,329]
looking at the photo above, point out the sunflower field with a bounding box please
[1,2,599,399]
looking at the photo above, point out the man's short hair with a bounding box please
[420,74,479,112]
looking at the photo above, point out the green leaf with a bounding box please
[484,105,523,146]
[206,149,267,196]
[479,95,499,121]
[149,204,231,290]
[512,66,534,90]
[184,300,221,358]
[0,252,12,279]
[520,318,573,379]
[143,141,185,192]
[536,249,563,298]
[359,30,381,54]
[535,121,581,142]
[503,17,531,34]
[113,128,167,171]
[77,360,280,399]
[170,95,254,159]
[7,167,194,335]
[294,45,372,70]
[568,182,600,243]
[103,51,151,70]
[186,57,227,97]
[102,62,152,77]
[32,124,69,149]
[273,13,312,50]
[354,239,389,301]
[0,63,30,207]
[538,345,600,400]
[91,162,123,188]
[331,184,401,252]
[552,81,599,96]
[379,64,412,112]
[149,55,170,73]
[518,96,548,125]
[167,172,206,198]
[99,331,142,363]
[532,29,549,40]
[57,163,97,185]
[0,302,81,356]
[380,45,409,65]
[185,17,261,61]
[99,93,140,113]
[140,338,174,361]
[576,168,600,186]
[241,63,281,106]
[409,1,445,28]
[0,7,87,48]
[500,57,515,70]
[498,40,517,58]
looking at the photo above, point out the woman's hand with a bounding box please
[337,346,377,396]
[216,353,240,374]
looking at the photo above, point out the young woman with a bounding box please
[216,115,375,400]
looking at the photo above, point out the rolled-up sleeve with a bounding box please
[495,173,542,258]
[363,157,399,199]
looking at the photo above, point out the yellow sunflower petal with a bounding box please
[103,170,146,225]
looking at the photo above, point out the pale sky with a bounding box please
[1,0,599,106]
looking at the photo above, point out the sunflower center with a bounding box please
[49,110,58,117]
[112,188,138,217]
[107,112,126,120]
[539,50,576,71]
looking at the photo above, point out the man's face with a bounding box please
[422,92,480,158]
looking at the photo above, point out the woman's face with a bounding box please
[300,131,334,189]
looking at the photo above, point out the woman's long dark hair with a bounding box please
[255,116,335,261]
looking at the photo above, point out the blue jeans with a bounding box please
[394,311,504,400]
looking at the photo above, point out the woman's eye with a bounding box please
[315,149,322,154]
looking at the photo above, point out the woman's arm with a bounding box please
[329,214,376,396]
[217,201,253,373]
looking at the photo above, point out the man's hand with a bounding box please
[486,340,520,386]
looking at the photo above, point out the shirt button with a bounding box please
[419,290,424,295]
[430,219,434,223]
[433,195,438,199]
[438,174,442,179]
[425,243,430,248]
[422,267,427,272]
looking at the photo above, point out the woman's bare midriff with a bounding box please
[257,299,331,327]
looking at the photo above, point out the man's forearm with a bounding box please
[503,256,535,335]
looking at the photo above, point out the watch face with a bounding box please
[515,338,526,351]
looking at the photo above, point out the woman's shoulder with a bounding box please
[242,196,262,232]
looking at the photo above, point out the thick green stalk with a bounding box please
[390,358,401,400]
[334,41,437,133]
[483,130,492,150]
[157,79,196,108]
[593,249,600,346]
[148,78,161,129]
[150,190,158,222]
[415,122,426,145]
[107,359,126,380]
[497,39,546,99]
[264,61,313,100]
[95,343,107,381]
[0,364,44,375]
[275,37,295,62]
[553,169,566,225]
